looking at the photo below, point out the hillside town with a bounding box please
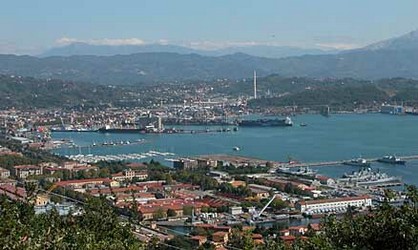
[0,126,408,249]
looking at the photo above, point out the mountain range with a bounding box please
[0,29,418,84]
[39,42,334,59]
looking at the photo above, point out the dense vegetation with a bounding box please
[0,75,131,109]
[247,77,418,110]
[2,73,418,110]
[0,196,144,249]
[181,186,417,250]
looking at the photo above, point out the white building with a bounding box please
[111,169,148,181]
[229,206,243,215]
[0,167,10,179]
[296,196,372,215]
[13,165,43,179]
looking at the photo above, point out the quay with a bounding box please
[198,154,280,167]
[197,154,418,170]
[52,127,238,135]
[281,155,418,168]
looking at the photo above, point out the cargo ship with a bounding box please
[238,116,293,127]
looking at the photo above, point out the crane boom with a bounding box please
[254,194,278,219]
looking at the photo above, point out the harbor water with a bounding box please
[52,113,418,186]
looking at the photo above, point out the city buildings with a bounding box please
[13,165,43,179]
[0,167,10,179]
[296,195,372,215]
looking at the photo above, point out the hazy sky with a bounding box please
[1,0,418,54]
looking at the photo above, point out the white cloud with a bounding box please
[53,37,361,51]
[184,40,285,50]
[55,37,145,46]
[55,37,79,45]
[315,43,361,50]
[157,39,170,45]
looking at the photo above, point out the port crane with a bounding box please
[250,194,279,221]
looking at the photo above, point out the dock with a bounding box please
[195,154,418,170]
[280,155,418,168]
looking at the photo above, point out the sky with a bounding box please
[1,0,418,54]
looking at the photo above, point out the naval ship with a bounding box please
[238,116,293,127]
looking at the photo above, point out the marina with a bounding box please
[65,150,176,163]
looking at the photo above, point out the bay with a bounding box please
[52,113,418,186]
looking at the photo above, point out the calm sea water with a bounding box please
[52,113,418,186]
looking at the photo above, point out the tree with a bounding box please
[183,205,194,216]
[270,198,288,211]
[167,208,177,217]
[0,195,145,249]
[228,229,255,250]
[165,174,173,185]
[163,235,195,250]
[152,207,166,220]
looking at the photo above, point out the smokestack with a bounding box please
[253,70,257,99]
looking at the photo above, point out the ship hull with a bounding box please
[97,128,145,134]
[377,159,406,165]
[238,119,292,127]
[342,162,371,167]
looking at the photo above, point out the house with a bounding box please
[13,165,43,179]
[288,226,309,236]
[111,169,148,181]
[173,158,198,170]
[248,184,274,199]
[35,194,50,206]
[229,180,246,188]
[115,192,156,205]
[0,178,17,186]
[0,167,10,179]
[279,235,296,244]
[229,206,243,215]
[315,175,336,186]
[296,195,372,215]
[61,162,97,172]
[137,199,208,220]
[195,224,232,233]
[0,184,27,201]
[55,178,112,189]
[279,229,290,236]
[212,231,229,245]
[196,159,217,168]
[190,235,207,246]
[252,233,264,245]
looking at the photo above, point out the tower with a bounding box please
[253,70,257,99]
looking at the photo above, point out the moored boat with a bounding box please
[238,116,293,127]
[377,155,406,165]
[343,158,371,167]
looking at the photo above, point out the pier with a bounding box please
[280,155,418,168]
[198,154,418,171]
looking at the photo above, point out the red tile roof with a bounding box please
[56,178,111,187]
[13,165,40,170]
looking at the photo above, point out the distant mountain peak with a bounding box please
[363,28,418,51]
